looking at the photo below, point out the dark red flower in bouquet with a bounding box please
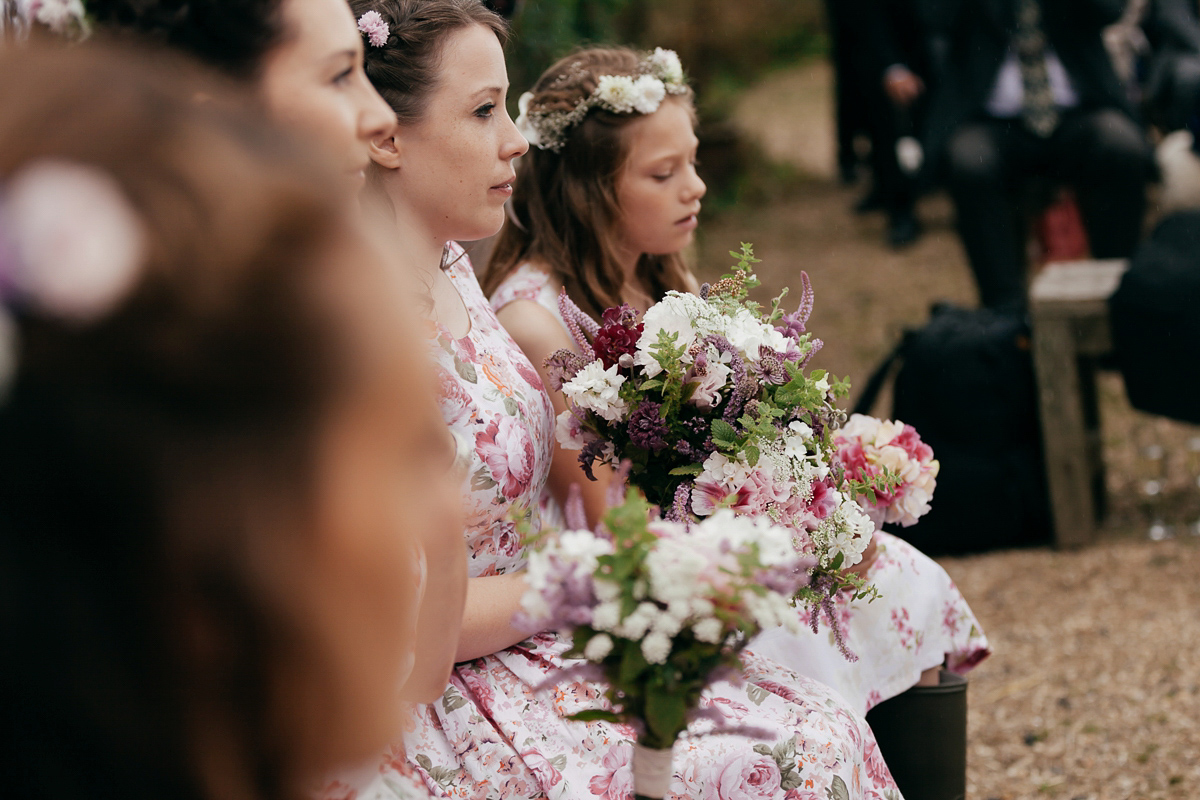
[592,305,643,369]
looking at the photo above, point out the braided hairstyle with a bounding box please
[349,0,507,125]
[89,0,285,78]
[481,47,696,319]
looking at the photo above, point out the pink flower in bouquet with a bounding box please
[707,751,782,800]
[691,474,757,516]
[834,414,939,528]
[475,415,536,498]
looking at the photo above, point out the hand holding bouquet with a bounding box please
[519,490,813,799]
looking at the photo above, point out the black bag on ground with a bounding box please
[854,304,1052,555]
[1110,210,1200,425]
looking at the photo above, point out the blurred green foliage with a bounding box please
[505,0,827,119]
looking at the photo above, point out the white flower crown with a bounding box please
[515,48,688,154]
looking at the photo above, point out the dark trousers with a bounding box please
[946,108,1151,309]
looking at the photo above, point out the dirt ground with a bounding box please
[692,60,1200,799]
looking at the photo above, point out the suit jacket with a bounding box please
[922,0,1130,178]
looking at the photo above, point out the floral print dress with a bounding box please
[348,248,901,800]
[491,263,990,718]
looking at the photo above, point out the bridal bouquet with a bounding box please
[519,489,813,799]
[548,244,878,603]
[833,413,939,528]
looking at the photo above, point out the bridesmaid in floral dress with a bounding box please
[482,46,989,719]
[342,1,901,798]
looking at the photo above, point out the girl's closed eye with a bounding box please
[332,66,353,86]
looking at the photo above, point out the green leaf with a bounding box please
[619,640,649,686]
[549,755,568,771]
[753,744,773,757]
[567,709,624,724]
[711,419,739,447]
[668,464,703,477]
[414,754,434,773]
[746,685,769,706]
[645,690,688,745]
[503,396,519,417]
[639,379,664,392]
[745,444,760,467]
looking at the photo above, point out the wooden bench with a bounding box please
[1029,259,1129,549]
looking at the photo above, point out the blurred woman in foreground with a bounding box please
[0,43,458,800]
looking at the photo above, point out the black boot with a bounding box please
[864,671,968,800]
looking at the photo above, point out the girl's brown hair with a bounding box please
[0,42,358,800]
[350,0,507,125]
[482,46,695,319]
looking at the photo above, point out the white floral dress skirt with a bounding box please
[490,263,990,718]
[345,248,902,800]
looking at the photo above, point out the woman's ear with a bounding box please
[369,130,403,170]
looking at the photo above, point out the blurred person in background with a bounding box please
[86,0,470,702]
[823,0,872,185]
[843,0,933,247]
[1139,0,1200,132]
[923,0,1153,312]
[0,42,464,800]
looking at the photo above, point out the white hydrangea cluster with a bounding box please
[807,494,875,569]
[561,361,629,423]
[520,530,614,622]
[579,512,803,666]
[634,290,790,384]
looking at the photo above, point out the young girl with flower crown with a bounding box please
[483,46,990,719]
[341,2,899,798]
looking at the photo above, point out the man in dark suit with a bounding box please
[1143,0,1200,131]
[924,0,1153,311]
[846,0,934,247]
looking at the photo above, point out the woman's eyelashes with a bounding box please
[473,102,495,119]
[332,66,353,86]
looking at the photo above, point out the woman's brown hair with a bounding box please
[350,0,507,125]
[0,42,357,800]
[482,46,695,319]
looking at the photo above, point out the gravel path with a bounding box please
[693,59,1200,798]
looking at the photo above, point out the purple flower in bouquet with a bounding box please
[627,400,669,452]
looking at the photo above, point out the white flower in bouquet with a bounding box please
[562,361,629,422]
[684,343,733,410]
[720,307,790,362]
[555,409,592,451]
[634,291,718,377]
[807,493,875,569]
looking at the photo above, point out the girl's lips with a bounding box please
[675,213,698,230]
[489,182,513,196]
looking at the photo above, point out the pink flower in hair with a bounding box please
[357,10,389,48]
